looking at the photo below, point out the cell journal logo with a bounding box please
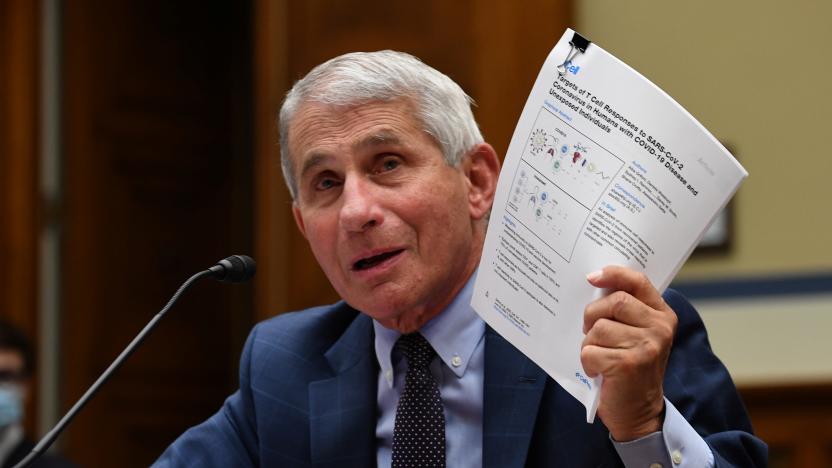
[563,60,580,75]
[575,372,592,390]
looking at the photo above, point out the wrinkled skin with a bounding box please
[289,99,499,333]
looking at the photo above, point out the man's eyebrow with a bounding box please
[299,152,333,180]
[355,130,402,150]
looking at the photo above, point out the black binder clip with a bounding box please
[557,32,591,76]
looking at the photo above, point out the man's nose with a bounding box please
[339,176,383,232]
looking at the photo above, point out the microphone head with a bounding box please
[210,255,256,283]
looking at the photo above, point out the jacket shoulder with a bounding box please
[248,302,362,360]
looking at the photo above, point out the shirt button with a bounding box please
[671,449,683,464]
[451,355,462,367]
[385,369,393,383]
[649,463,663,468]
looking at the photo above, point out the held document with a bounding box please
[471,28,747,422]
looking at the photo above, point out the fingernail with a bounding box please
[586,270,603,282]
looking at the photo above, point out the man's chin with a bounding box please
[343,290,413,324]
[347,298,404,322]
[345,291,443,333]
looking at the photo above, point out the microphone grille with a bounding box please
[216,255,256,282]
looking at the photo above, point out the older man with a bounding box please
[155,51,766,467]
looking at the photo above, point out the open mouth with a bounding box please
[352,249,404,271]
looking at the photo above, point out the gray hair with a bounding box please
[278,50,484,199]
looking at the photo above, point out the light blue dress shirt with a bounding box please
[374,273,714,467]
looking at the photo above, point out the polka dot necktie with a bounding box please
[391,333,446,468]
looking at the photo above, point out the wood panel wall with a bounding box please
[741,384,832,467]
[60,1,252,465]
[0,0,41,436]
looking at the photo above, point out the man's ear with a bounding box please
[292,202,308,239]
[462,142,501,220]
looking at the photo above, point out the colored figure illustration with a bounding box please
[509,108,626,262]
[528,186,539,207]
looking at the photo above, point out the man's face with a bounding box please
[0,350,23,376]
[0,349,27,400]
[289,99,483,331]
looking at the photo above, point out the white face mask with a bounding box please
[0,385,22,428]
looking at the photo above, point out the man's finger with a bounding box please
[584,290,658,332]
[586,265,667,311]
[582,317,643,349]
[580,344,623,378]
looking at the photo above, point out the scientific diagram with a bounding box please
[506,161,586,262]
[504,107,625,262]
[521,107,623,209]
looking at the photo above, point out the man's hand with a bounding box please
[581,265,678,442]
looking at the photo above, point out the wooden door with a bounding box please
[0,0,41,437]
[60,1,253,465]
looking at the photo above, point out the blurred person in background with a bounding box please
[0,320,76,468]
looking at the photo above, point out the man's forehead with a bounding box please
[290,99,417,134]
[289,101,421,166]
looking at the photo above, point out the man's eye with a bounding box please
[379,157,400,173]
[315,177,340,191]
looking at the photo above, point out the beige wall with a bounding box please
[577,1,832,281]
[696,294,832,386]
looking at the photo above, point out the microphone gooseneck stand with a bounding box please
[13,255,255,468]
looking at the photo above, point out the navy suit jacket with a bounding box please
[155,289,766,467]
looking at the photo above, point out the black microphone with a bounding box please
[209,254,256,283]
[13,255,256,468]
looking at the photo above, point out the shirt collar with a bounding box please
[374,270,485,387]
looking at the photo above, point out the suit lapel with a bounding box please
[309,312,378,467]
[483,326,548,468]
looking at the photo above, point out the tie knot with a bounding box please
[396,333,435,369]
